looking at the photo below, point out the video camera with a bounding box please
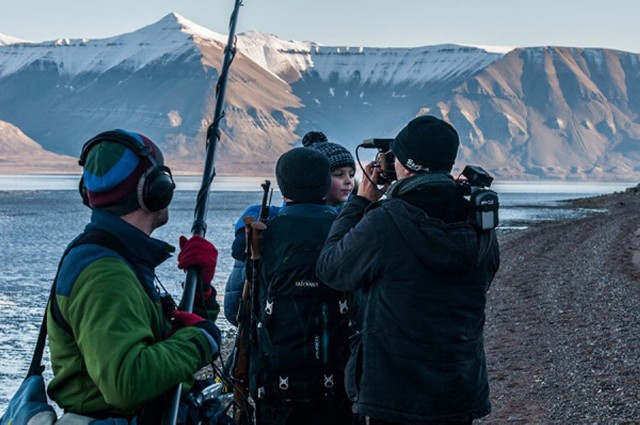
[456,165,499,230]
[357,138,499,230]
[358,138,397,184]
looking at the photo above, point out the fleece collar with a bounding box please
[85,209,174,269]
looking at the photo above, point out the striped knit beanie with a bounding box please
[306,139,355,172]
[82,130,164,215]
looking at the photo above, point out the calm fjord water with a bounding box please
[0,175,632,409]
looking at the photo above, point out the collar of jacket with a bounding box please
[85,209,175,269]
[386,172,455,199]
[279,203,337,217]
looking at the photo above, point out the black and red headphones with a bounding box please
[78,130,175,212]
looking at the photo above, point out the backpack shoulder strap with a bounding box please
[50,229,146,336]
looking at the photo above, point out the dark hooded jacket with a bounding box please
[316,175,500,424]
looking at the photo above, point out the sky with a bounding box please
[1,0,639,53]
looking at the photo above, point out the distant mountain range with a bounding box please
[0,13,638,180]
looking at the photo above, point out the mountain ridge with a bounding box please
[0,14,638,180]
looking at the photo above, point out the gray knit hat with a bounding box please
[276,147,331,202]
[306,141,355,172]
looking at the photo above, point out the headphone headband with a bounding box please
[78,130,159,168]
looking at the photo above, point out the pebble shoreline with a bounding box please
[481,186,640,423]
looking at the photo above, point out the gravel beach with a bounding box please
[480,187,640,423]
[218,187,640,424]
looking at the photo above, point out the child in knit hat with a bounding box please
[304,131,356,208]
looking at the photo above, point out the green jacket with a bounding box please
[47,209,217,416]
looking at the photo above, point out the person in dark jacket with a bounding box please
[223,130,356,325]
[316,116,500,425]
[250,147,354,425]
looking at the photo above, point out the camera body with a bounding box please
[457,165,499,230]
[360,138,397,184]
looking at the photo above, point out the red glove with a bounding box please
[171,310,221,360]
[172,310,205,327]
[177,235,218,286]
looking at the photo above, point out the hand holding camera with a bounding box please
[355,138,397,202]
[357,162,388,202]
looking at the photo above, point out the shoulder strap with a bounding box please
[49,229,147,336]
[26,232,79,377]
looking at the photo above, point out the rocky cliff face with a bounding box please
[0,14,638,180]
[432,47,640,179]
[0,120,77,173]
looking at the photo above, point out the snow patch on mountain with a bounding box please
[0,13,506,87]
[233,32,505,86]
[0,13,220,78]
[306,44,504,85]
[0,33,29,46]
[460,44,515,54]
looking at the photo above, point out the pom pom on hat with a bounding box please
[301,131,328,147]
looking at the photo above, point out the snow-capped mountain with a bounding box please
[0,13,638,179]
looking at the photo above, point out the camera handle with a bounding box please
[355,145,388,194]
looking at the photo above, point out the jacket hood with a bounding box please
[380,199,478,274]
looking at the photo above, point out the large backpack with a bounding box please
[249,213,354,403]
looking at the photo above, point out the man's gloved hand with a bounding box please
[178,235,219,292]
[172,310,221,361]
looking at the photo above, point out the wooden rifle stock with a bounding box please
[231,215,256,424]
[249,222,266,261]
[231,180,271,424]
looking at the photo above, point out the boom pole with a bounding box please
[162,1,244,423]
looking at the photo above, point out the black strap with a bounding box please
[26,308,48,378]
[28,229,148,377]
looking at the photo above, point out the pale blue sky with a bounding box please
[2,0,638,53]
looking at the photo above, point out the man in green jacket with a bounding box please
[47,129,221,422]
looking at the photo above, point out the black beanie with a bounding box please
[276,147,331,203]
[393,115,460,173]
[307,141,355,172]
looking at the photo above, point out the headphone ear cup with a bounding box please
[79,177,90,207]
[139,166,175,212]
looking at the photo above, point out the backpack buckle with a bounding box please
[324,374,334,388]
[278,376,289,390]
[338,299,349,314]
